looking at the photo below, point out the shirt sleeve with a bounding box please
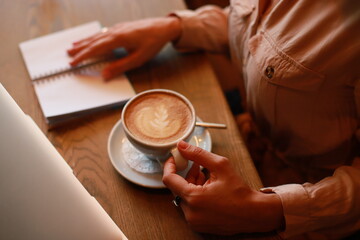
[270,163,360,239]
[169,5,229,53]
[263,79,360,239]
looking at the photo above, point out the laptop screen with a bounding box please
[0,84,127,240]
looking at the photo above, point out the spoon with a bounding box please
[195,122,227,129]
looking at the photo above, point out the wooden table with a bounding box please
[0,0,279,239]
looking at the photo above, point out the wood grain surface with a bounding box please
[0,1,281,239]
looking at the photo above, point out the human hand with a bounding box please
[67,17,181,80]
[162,141,284,235]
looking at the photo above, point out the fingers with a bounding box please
[177,141,230,174]
[187,166,206,185]
[69,37,145,79]
[69,47,96,66]
[73,31,104,46]
[70,45,144,80]
[95,50,152,80]
[185,163,200,184]
[101,51,145,80]
[195,169,206,185]
[162,157,190,196]
[69,31,123,66]
[68,31,107,56]
[69,38,110,66]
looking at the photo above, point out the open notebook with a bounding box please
[19,21,135,128]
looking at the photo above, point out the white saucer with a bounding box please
[107,119,212,189]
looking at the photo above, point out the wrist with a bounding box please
[251,191,285,232]
[165,15,182,42]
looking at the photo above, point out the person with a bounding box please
[68,0,360,239]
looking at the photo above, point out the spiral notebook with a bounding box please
[19,21,135,128]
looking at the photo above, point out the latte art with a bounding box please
[124,92,193,144]
[134,104,181,138]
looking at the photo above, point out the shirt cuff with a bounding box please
[168,6,229,53]
[261,184,311,238]
[168,10,204,52]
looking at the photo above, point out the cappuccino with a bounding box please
[124,92,193,144]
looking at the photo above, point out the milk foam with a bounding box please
[134,104,181,138]
[124,92,193,144]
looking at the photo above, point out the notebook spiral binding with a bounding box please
[32,59,107,84]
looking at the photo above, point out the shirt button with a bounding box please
[265,66,274,79]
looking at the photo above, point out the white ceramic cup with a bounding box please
[121,89,196,171]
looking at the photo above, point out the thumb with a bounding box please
[102,51,144,80]
[177,141,230,174]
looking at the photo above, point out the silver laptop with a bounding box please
[0,84,127,240]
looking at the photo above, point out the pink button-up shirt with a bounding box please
[173,0,360,239]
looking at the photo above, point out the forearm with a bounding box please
[162,16,182,42]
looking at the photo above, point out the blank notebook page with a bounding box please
[20,21,101,80]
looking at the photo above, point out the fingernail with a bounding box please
[177,140,188,150]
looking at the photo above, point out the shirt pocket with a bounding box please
[248,31,325,91]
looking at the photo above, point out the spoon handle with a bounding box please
[195,122,227,129]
